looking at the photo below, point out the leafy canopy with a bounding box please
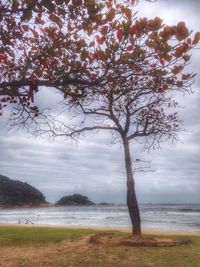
[0,0,199,120]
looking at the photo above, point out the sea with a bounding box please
[0,204,200,232]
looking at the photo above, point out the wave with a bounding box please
[1,205,200,232]
[177,209,200,212]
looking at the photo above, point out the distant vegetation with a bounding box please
[56,194,95,206]
[0,175,112,208]
[0,175,48,208]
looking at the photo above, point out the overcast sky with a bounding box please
[0,0,199,204]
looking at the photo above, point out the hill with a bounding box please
[56,194,95,206]
[0,175,48,208]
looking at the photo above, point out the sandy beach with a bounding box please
[1,223,200,236]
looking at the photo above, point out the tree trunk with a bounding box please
[123,138,141,236]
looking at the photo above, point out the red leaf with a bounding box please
[0,53,5,62]
[175,21,189,40]
[96,35,104,45]
[176,46,184,55]
[135,28,142,36]
[159,58,164,66]
[177,22,186,33]
[124,8,132,20]
[129,26,136,35]
[193,32,200,45]
[182,74,190,80]
[127,45,134,51]
[129,37,135,45]
[22,25,29,31]
[101,26,108,36]
[106,8,116,21]
[35,16,44,25]
[29,74,36,85]
[117,29,124,42]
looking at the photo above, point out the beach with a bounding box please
[1,222,200,236]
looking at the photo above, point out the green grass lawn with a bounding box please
[0,225,98,246]
[0,225,200,267]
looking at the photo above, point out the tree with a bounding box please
[1,0,199,235]
[37,16,199,235]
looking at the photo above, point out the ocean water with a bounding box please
[0,204,200,232]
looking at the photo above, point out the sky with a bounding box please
[0,0,200,204]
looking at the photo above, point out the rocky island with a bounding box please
[0,175,49,208]
[56,194,95,206]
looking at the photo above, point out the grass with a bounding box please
[0,225,200,267]
[0,225,97,246]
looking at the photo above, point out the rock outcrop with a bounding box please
[56,194,95,206]
[0,175,48,208]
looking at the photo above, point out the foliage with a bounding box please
[1,0,199,121]
[0,0,138,117]
[0,174,47,207]
[56,194,95,205]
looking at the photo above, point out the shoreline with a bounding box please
[1,223,200,236]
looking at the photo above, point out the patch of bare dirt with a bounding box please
[89,233,191,247]
[0,235,92,267]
